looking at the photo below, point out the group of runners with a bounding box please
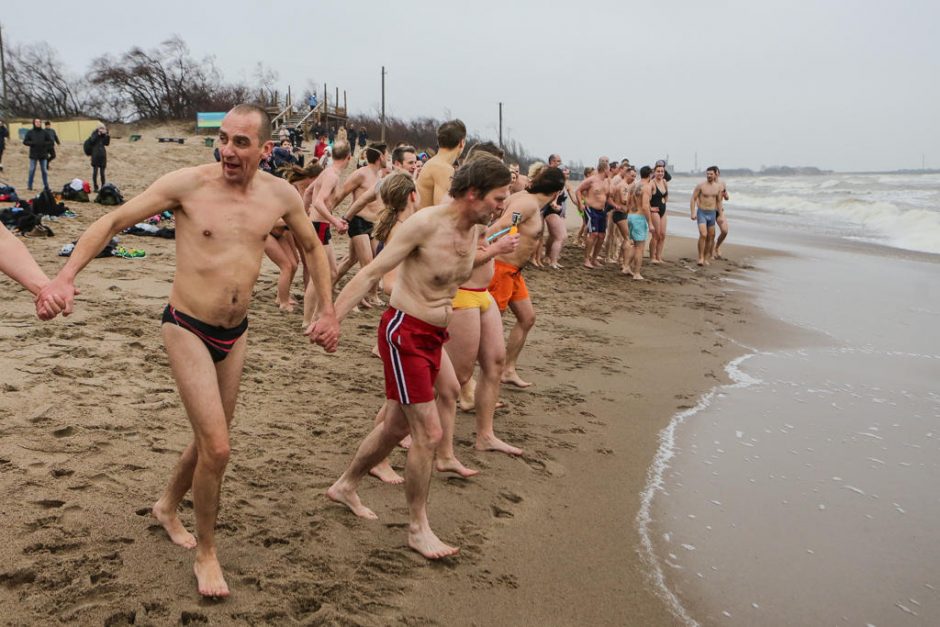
[4,104,730,599]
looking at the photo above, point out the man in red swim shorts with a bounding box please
[318,156,513,560]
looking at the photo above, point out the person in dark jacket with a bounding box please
[24,118,53,191]
[88,125,110,191]
[44,121,61,168]
[0,119,9,172]
[357,129,368,148]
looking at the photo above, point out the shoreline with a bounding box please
[400,237,799,626]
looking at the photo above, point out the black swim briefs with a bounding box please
[161,304,248,363]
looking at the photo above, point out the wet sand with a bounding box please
[1,129,777,624]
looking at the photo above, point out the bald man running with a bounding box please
[37,104,339,598]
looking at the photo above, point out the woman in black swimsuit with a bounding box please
[649,162,669,263]
[543,166,572,269]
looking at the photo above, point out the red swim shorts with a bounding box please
[487,260,529,312]
[377,307,449,404]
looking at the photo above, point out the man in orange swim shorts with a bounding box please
[487,166,567,388]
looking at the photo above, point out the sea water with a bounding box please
[640,173,940,625]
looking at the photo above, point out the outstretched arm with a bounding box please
[325,214,431,322]
[36,169,190,318]
[690,184,701,219]
[0,227,50,298]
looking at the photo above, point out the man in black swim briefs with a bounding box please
[37,104,340,599]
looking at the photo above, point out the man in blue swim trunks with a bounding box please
[575,157,611,268]
[624,165,654,279]
[690,165,724,266]
[36,104,340,599]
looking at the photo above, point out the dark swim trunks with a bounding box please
[161,304,248,363]
[312,221,332,245]
[348,215,374,238]
[586,207,607,234]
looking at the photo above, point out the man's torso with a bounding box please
[390,206,481,327]
[171,167,288,327]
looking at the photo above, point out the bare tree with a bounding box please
[87,35,241,121]
[4,41,89,118]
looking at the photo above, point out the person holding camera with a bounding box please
[87,125,111,191]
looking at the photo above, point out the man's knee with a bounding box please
[436,377,460,403]
[198,439,231,472]
[412,422,443,449]
[515,309,536,330]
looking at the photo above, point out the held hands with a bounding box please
[489,233,520,256]
[304,311,340,353]
[333,218,349,234]
[35,277,80,320]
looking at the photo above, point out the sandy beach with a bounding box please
[0,129,777,625]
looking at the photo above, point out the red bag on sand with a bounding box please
[82,181,91,193]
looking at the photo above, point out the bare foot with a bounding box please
[193,553,230,598]
[326,482,378,519]
[697,259,705,266]
[476,435,523,456]
[435,457,480,478]
[501,371,533,388]
[651,259,663,265]
[633,273,645,281]
[371,343,380,358]
[620,268,634,277]
[368,296,385,307]
[359,298,373,309]
[458,379,476,412]
[369,461,405,485]
[458,397,475,413]
[399,434,412,449]
[277,302,295,313]
[152,501,197,549]
[583,261,595,269]
[408,526,459,560]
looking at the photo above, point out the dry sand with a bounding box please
[1,129,778,625]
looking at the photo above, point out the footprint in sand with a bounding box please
[491,505,514,518]
[179,611,208,625]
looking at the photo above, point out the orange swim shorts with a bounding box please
[488,260,529,312]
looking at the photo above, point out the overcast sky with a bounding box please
[4,0,938,171]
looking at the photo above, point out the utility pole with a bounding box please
[0,23,7,116]
[498,102,503,148]
[381,66,387,142]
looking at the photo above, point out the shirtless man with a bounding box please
[36,104,340,598]
[610,165,637,273]
[713,166,730,259]
[332,142,388,306]
[415,119,467,209]
[690,166,724,266]
[324,157,513,559]
[576,158,611,268]
[625,166,654,279]
[302,141,351,326]
[489,166,567,388]
[1,226,50,305]
[509,163,529,194]
[604,161,627,263]
[343,145,419,219]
